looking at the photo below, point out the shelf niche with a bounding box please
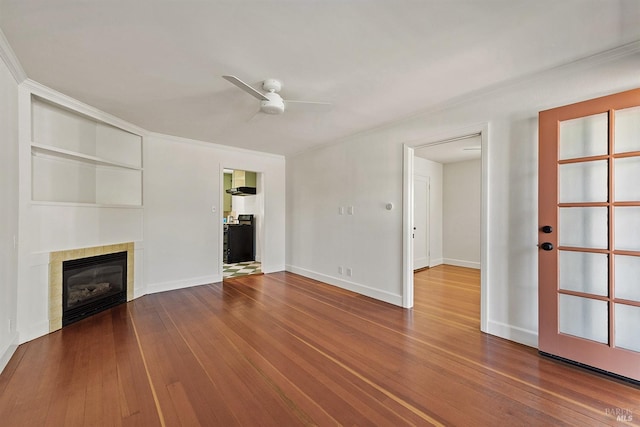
[30,96,143,206]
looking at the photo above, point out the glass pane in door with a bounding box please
[559,160,608,203]
[614,106,640,153]
[615,304,640,352]
[559,251,608,296]
[614,157,640,201]
[559,294,608,343]
[615,255,640,302]
[559,207,608,249]
[559,113,608,160]
[615,207,640,251]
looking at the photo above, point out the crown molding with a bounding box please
[0,27,26,83]
[22,79,148,136]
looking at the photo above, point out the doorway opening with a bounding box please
[222,168,264,280]
[403,125,489,333]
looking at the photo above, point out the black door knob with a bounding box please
[541,225,553,233]
[540,242,554,251]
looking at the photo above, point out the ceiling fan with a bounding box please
[222,75,331,115]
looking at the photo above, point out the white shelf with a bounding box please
[31,142,142,170]
[31,200,144,209]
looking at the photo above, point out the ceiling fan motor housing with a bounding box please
[262,78,282,93]
[261,92,285,114]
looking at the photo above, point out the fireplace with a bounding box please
[62,251,127,326]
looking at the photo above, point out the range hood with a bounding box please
[226,186,256,196]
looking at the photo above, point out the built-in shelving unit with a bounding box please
[30,96,143,206]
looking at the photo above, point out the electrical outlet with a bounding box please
[338,207,344,215]
[347,206,354,215]
[346,268,352,277]
[338,266,343,275]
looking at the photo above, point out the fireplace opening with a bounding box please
[62,251,127,326]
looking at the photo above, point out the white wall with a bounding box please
[287,136,404,304]
[287,47,640,347]
[443,159,481,268]
[414,156,443,267]
[0,50,20,372]
[144,134,285,293]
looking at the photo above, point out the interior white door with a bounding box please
[413,175,429,270]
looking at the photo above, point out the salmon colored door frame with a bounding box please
[539,88,640,381]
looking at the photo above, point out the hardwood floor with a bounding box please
[1,265,639,426]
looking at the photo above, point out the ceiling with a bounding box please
[2,1,639,156]
[415,134,481,164]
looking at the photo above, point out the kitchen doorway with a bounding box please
[402,125,489,333]
[222,168,264,280]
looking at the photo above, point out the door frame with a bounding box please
[219,166,265,280]
[402,123,489,334]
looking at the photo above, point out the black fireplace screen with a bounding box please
[62,251,127,326]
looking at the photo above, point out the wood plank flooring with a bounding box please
[1,265,639,426]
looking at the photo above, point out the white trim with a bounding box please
[260,264,285,274]
[402,122,490,331]
[0,331,19,374]
[19,321,49,344]
[0,28,26,83]
[487,320,538,348]
[219,164,225,281]
[402,146,414,308]
[146,275,222,295]
[443,259,481,270]
[21,79,147,137]
[479,124,490,334]
[429,258,444,267]
[286,265,403,306]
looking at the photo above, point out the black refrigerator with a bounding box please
[224,214,255,263]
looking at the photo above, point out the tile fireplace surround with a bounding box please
[48,242,134,332]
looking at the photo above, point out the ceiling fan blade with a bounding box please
[222,75,268,101]
[284,99,333,112]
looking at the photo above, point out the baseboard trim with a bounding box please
[486,320,538,348]
[18,320,49,344]
[414,257,428,270]
[443,258,481,269]
[429,258,444,267]
[261,264,285,275]
[0,332,19,374]
[285,265,403,307]
[146,274,222,295]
